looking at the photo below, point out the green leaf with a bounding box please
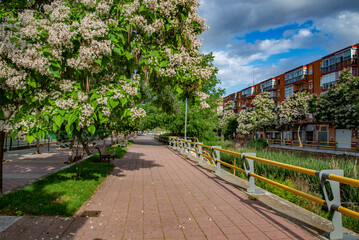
[150,51,160,59]
[125,51,132,60]
[25,135,35,144]
[176,86,183,95]
[113,47,122,55]
[53,115,64,128]
[58,109,66,116]
[93,59,102,66]
[51,70,61,78]
[67,114,78,126]
[160,60,169,67]
[53,123,59,132]
[65,123,74,134]
[88,124,96,135]
[109,99,119,108]
[10,37,18,43]
[71,91,78,99]
[120,98,128,106]
[27,77,37,88]
[50,61,61,69]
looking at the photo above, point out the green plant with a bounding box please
[248,195,257,200]
[15,210,23,216]
[247,138,268,149]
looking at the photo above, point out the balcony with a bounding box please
[285,75,307,85]
[321,58,358,74]
[261,84,277,92]
[322,81,337,89]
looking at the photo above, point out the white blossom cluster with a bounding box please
[78,91,89,102]
[196,91,210,109]
[44,1,71,22]
[130,107,146,120]
[12,119,35,138]
[97,96,108,105]
[79,104,94,127]
[34,90,47,102]
[55,98,78,110]
[0,120,11,133]
[277,92,311,128]
[102,106,111,117]
[67,40,113,71]
[48,22,75,49]
[219,101,236,128]
[59,79,75,92]
[79,13,108,40]
[0,61,27,89]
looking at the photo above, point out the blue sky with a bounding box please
[198,0,359,96]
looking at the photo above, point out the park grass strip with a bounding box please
[0,146,128,217]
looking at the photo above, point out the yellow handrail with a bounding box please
[244,155,317,176]
[251,173,326,206]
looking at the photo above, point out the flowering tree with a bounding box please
[0,0,212,190]
[0,0,212,142]
[236,92,276,140]
[277,91,312,147]
[237,108,255,137]
[313,69,359,143]
[219,101,237,139]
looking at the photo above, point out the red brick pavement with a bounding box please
[0,136,317,239]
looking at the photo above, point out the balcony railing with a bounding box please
[261,84,277,92]
[285,75,306,85]
[321,59,358,74]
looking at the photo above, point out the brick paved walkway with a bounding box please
[0,136,316,239]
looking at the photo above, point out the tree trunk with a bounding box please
[75,131,91,156]
[0,131,5,194]
[111,132,114,145]
[297,124,303,147]
[35,139,41,154]
[67,137,76,163]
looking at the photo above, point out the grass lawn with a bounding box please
[0,145,128,216]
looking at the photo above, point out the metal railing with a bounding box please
[267,138,358,153]
[168,136,359,240]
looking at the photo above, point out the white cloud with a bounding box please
[198,0,359,95]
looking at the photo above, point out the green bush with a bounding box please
[247,138,268,148]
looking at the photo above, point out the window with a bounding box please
[285,67,306,85]
[260,79,276,92]
[321,71,339,89]
[278,79,280,85]
[308,66,313,75]
[285,85,293,98]
[309,82,313,89]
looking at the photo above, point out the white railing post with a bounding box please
[242,153,263,194]
[197,142,203,164]
[319,169,344,240]
[212,146,222,174]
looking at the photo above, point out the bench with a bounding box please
[96,146,115,163]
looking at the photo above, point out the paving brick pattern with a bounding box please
[0,136,317,239]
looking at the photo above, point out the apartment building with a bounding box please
[223,43,359,146]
